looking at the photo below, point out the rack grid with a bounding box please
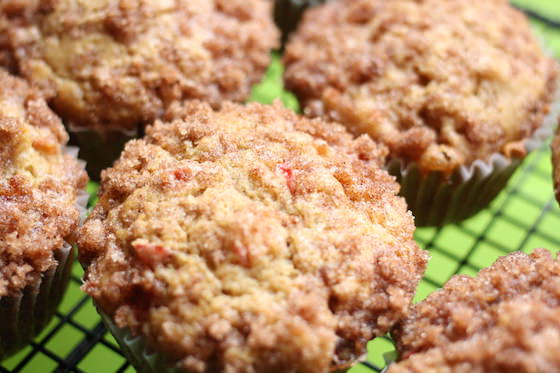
[2,3,560,373]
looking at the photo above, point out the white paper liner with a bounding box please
[64,145,91,222]
[387,84,560,227]
[0,153,88,360]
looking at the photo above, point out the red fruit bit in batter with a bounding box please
[173,167,192,182]
[232,244,251,267]
[277,163,296,194]
[132,241,171,267]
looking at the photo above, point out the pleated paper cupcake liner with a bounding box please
[387,86,560,227]
[0,243,75,360]
[273,0,329,44]
[99,311,181,373]
[68,124,138,182]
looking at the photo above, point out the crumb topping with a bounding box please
[391,249,560,372]
[0,69,88,296]
[2,0,279,134]
[284,0,558,174]
[388,298,560,373]
[79,101,428,373]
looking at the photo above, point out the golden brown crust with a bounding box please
[79,101,428,373]
[388,298,560,373]
[0,1,35,72]
[0,16,13,72]
[2,0,279,134]
[391,249,560,373]
[0,69,88,297]
[284,0,558,174]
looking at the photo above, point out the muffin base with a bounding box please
[387,156,521,227]
[100,311,182,373]
[0,244,74,360]
[274,0,328,44]
[387,88,560,227]
[69,125,137,181]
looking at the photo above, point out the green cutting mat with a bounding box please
[2,3,560,372]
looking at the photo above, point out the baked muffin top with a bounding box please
[79,101,428,373]
[284,0,558,174]
[2,0,279,135]
[0,5,16,73]
[388,298,560,373]
[0,69,88,297]
[391,249,560,373]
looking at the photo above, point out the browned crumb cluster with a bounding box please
[0,13,13,72]
[0,69,88,297]
[1,0,279,135]
[388,298,560,373]
[284,0,558,174]
[0,1,34,72]
[390,249,560,373]
[79,101,428,373]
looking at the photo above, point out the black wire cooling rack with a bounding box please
[2,5,560,373]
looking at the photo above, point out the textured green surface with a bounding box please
[512,0,560,21]
[2,3,560,372]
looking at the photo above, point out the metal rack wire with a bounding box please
[1,6,559,373]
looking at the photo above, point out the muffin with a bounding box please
[390,249,560,373]
[284,0,559,226]
[1,0,279,178]
[0,69,88,360]
[78,101,428,373]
